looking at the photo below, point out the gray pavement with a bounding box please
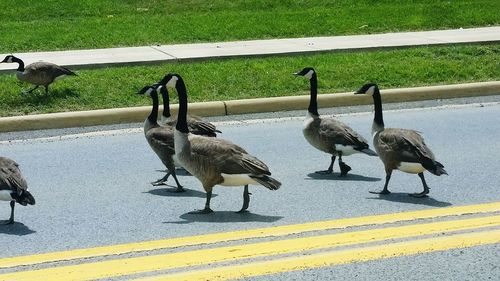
[1,97,499,260]
[1,27,499,72]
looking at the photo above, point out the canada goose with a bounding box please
[0,157,35,224]
[158,85,221,137]
[1,55,77,95]
[137,85,184,192]
[163,73,281,214]
[294,67,377,176]
[354,83,447,197]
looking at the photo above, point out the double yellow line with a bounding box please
[1,202,499,281]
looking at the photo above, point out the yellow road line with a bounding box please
[137,229,500,281]
[1,215,499,281]
[1,201,499,269]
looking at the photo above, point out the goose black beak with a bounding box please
[293,72,300,76]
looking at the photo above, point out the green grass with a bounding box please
[1,0,499,52]
[0,44,498,117]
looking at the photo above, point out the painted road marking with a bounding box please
[1,201,499,269]
[1,215,499,281]
[136,229,500,281]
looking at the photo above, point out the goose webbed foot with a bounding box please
[369,189,391,195]
[315,169,333,175]
[339,163,352,177]
[188,208,214,214]
[151,172,172,186]
[409,189,430,198]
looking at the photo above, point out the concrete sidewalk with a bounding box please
[1,27,499,72]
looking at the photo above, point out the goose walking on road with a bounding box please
[137,85,184,192]
[294,67,377,176]
[162,73,281,214]
[354,83,447,197]
[1,55,77,95]
[0,157,35,224]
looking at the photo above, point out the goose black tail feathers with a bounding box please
[249,175,281,190]
[360,148,378,156]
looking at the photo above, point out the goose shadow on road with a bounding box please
[366,192,452,207]
[307,172,381,182]
[0,222,36,236]
[165,211,283,224]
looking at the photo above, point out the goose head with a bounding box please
[354,83,378,96]
[158,73,181,89]
[1,55,17,63]
[136,84,160,97]
[293,67,316,80]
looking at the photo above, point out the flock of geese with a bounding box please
[0,56,448,223]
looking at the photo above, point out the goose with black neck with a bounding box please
[137,84,184,192]
[355,83,448,197]
[1,55,77,95]
[162,73,281,214]
[294,67,377,177]
[158,85,221,137]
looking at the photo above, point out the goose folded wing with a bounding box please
[319,119,369,148]
[379,129,435,163]
[0,162,28,193]
[148,130,175,154]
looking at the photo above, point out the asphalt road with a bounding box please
[0,96,499,280]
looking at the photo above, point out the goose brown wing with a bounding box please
[319,118,369,149]
[190,137,269,175]
[379,129,435,163]
[148,128,175,154]
[0,157,28,194]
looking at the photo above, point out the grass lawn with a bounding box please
[1,0,499,52]
[0,44,498,117]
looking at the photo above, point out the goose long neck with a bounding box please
[13,57,24,72]
[372,87,385,133]
[175,77,189,133]
[308,73,319,116]
[148,90,159,125]
[160,87,171,119]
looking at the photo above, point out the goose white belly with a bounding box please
[0,190,13,201]
[334,144,357,156]
[397,162,425,174]
[220,173,258,186]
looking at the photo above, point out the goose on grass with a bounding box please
[1,55,77,95]
[294,67,377,176]
[354,83,447,197]
[161,73,281,214]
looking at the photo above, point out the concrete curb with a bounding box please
[1,81,499,132]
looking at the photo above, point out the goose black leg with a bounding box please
[338,153,351,177]
[370,170,392,195]
[410,172,430,198]
[316,155,335,174]
[189,190,214,214]
[1,201,15,225]
[152,170,185,192]
[237,185,251,213]
[44,85,49,96]
[151,171,172,186]
[22,85,39,95]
